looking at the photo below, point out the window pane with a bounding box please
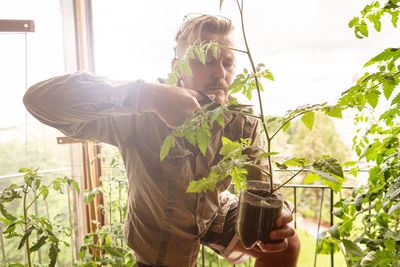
[0,2,75,264]
[0,0,71,177]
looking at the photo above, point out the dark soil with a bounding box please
[237,190,283,248]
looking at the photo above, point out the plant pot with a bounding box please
[236,180,284,249]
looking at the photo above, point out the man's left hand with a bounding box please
[257,211,296,253]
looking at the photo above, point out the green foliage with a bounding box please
[77,149,135,266]
[187,138,252,192]
[160,97,243,161]
[167,40,219,85]
[0,168,79,267]
[228,63,273,100]
[318,2,400,265]
[348,0,399,39]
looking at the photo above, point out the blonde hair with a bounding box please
[174,14,234,58]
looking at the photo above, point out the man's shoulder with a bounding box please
[230,112,259,127]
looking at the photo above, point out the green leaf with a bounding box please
[342,239,366,258]
[166,72,178,85]
[392,12,398,27]
[160,135,175,162]
[383,239,396,252]
[328,224,340,239]
[354,193,365,211]
[262,70,274,81]
[41,186,49,200]
[216,112,224,127]
[327,106,342,118]
[391,92,400,106]
[383,80,396,99]
[196,47,206,65]
[30,235,49,252]
[314,157,344,178]
[312,169,340,184]
[349,17,359,28]
[282,121,291,132]
[71,180,80,194]
[78,245,87,259]
[366,89,380,108]
[18,226,34,250]
[211,44,218,59]
[301,111,315,130]
[283,158,303,167]
[358,21,369,37]
[196,126,211,156]
[49,243,60,267]
[373,17,381,32]
[275,162,288,169]
[220,137,239,156]
[304,173,321,184]
[0,203,17,221]
[186,177,216,193]
[183,127,196,147]
[180,60,192,76]
[231,166,247,191]
[360,251,380,266]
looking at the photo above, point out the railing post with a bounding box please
[202,244,205,267]
[314,187,325,267]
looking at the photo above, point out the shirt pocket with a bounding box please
[160,146,194,182]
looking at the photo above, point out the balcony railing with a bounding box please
[0,168,365,266]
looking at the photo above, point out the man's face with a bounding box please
[180,32,236,104]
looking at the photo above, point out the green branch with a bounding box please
[273,168,305,192]
[23,185,33,267]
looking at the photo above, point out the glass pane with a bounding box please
[0,0,69,177]
[0,1,75,265]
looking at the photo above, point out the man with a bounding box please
[24,15,300,266]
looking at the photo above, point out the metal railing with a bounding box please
[0,168,362,266]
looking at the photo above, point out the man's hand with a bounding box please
[257,211,296,253]
[140,82,205,128]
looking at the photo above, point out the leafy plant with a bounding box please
[318,1,400,266]
[160,0,346,196]
[77,150,135,267]
[0,168,79,267]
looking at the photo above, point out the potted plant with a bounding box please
[160,0,346,246]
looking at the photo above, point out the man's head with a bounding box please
[174,15,236,104]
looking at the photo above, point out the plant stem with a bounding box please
[235,0,274,195]
[23,185,32,267]
[217,44,248,54]
[228,109,261,119]
[26,184,50,210]
[273,168,305,192]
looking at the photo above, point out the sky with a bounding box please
[0,0,399,146]
[91,0,399,112]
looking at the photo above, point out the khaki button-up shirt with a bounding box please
[24,72,270,266]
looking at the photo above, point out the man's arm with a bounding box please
[24,72,202,146]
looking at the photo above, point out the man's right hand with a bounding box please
[139,82,204,128]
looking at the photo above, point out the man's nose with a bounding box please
[213,61,227,80]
